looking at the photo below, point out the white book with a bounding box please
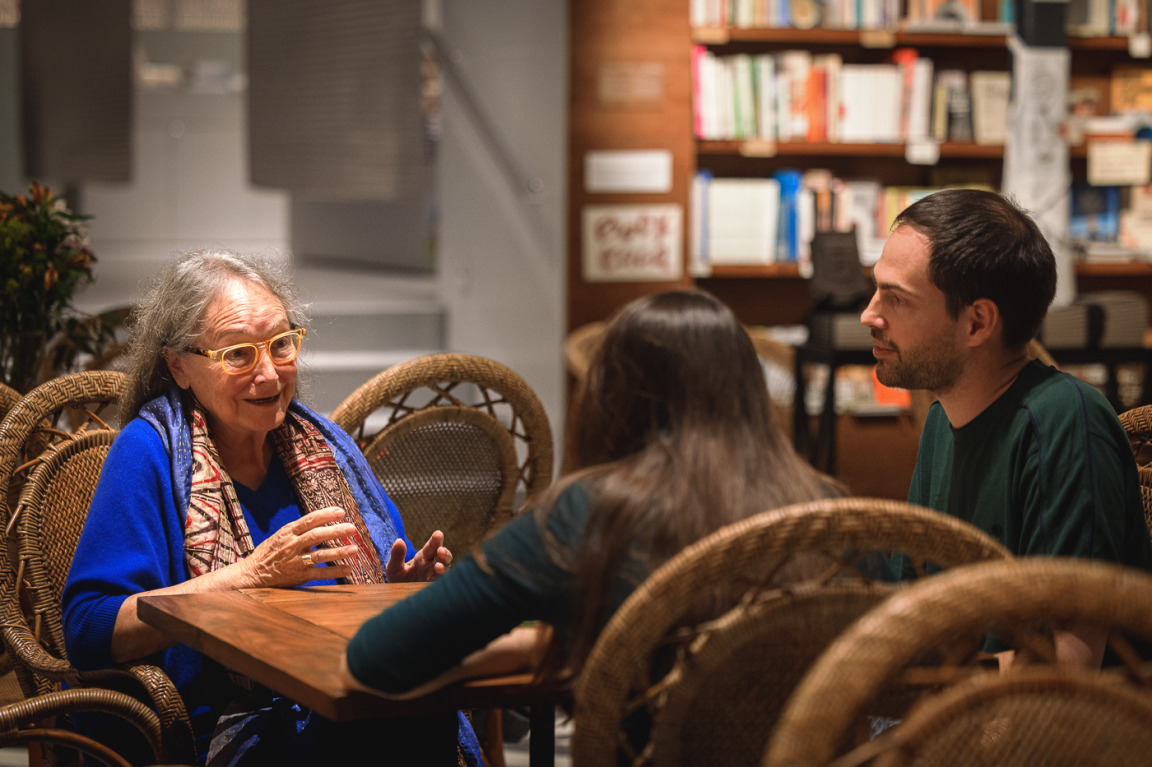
[907,58,935,142]
[775,66,793,141]
[843,179,886,264]
[707,178,781,265]
[970,70,1011,145]
[778,50,812,141]
[839,64,903,143]
[1066,0,1111,35]
[718,58,736,140]
[732,55,757,139]
[754,54,777,140]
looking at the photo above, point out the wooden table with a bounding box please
[138,583,564,765]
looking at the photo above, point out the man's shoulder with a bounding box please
[1014,361,1113,417]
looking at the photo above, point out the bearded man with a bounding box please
[861,188,1152,669]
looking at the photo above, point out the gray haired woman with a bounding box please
[62,250,476,765]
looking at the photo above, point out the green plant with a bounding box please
[0,182,119,393]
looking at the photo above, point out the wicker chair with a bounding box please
[764,558,1152,767]
[1119,404,1152,534]
[0,371,196,765]
[331,352,555,557]
[571,497,1012,767]
[0,686,173,767]
[0,383,20,423]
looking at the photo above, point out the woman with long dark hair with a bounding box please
[340,289,841,695]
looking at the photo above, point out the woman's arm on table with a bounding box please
[339,625,551,700]
[342,485,588,696]
[110,507,361,663]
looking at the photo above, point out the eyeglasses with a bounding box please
[186,327,307,376]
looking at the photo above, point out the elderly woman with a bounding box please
[62,250,478,765]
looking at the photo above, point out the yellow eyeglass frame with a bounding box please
[186,327,307,376]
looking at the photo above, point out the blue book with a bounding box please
[774,169,803,262]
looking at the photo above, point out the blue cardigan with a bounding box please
[61,409,411,760]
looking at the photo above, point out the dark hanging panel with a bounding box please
[247,0,431,201]
[20,0,133,182]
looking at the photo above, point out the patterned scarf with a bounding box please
[140,387,398,583]
[184,403,384,582]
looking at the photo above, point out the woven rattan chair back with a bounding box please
[571,497,1011,767]
[764,558,1152,767]
[0,371,195,764]
[332,353,554,555]
[0,371,124,517]
[16,430,116,683]
[1119,404,1152,535]
[359,406,520,553]
[870,667,1152,767]
[0,383,19,424]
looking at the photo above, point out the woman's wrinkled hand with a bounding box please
[385,530,453,583]
[239,506,359,587]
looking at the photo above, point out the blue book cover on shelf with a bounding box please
[774,169,803,262]
[1069,184,1120,243]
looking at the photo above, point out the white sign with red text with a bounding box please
[581,204,683,282]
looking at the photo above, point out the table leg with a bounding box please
[816,361,839,473]
[528,701,555,767]
[793,349,810,458]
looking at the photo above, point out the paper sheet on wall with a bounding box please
[582,204,683,282]
[1002,39,1074,306]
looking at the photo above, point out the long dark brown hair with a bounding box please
[548,289,841,673]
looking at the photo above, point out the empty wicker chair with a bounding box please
[571,497,1011,767]
[764,558,1152,767]
[566,321,797,428]
[0,371,196,765]
[331,352,554,557]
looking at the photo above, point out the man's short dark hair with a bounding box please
[894,188,1057,350]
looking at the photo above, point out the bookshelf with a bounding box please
[567,1,1152,498]
[567,1,1152,331]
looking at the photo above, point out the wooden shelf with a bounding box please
[692,26,1140,52]
[698,139,1006,158]
[702,261,1152,280]
[1075,260,1152,276]
[705,264,803,279]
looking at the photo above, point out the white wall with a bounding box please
[25,3,570,450]
[436,0,569,449]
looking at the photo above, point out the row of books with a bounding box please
[692,47,1010,145]
[690,170,981,271]
[691,0,1145,34]
[691,0,904,31]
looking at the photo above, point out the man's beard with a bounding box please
[873,330,964,393]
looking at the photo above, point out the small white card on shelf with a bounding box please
[905,139,941,165]
[1130,33,1151,59]
[1088,141,1152,186]
[584,150,673,194]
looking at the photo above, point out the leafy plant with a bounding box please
[0,183,119,393]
